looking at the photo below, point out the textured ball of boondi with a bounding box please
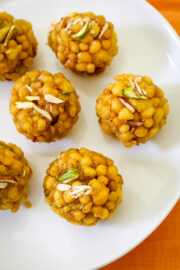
[0,12,37,81]
[48,11,118,75]
[0,141,32,212]
[43,148,123,226]
[96,74,169,147]
[9,70,81,142]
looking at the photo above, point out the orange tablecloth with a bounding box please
[101,1,180,269]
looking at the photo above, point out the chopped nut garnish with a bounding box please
[72,21,89,40]
[57,168,79,183]
[32,104,52,121]
[0,182,8,189]
[0,175,17,187]
[25,84,33,92]
[119,98,135,113]
[70,185,92,198]
[16,101,35,109]
[16,101,52,121]
[142,89,147,95]
[122,86,147,100]
[38,74,45,80]
[56,183,92,198]
[99,22,109,39]
[0,25,10,43]
[44,94,65,104]
[3,25,15,46]
[60,91,72,97]
[56,183,71,191]
[134,77,143,95]
[25,96,40,101]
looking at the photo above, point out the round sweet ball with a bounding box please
[48,11,118,75]
[0,141,32,212]
[96,74,169,147]
[0,12,38,81]
[9,70,81,142]
[43,148,123,226]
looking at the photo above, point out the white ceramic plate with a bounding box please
[0,0,180,269]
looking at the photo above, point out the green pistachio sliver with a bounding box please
[0,25,10,43]
[29,76,36,86]
[3,25,16,46]
[0,142,13,152]
[122,86,147,100]
[72,22,89,40]
[60,91,73,98]
[57,168,79,183]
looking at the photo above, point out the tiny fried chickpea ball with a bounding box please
[9,70,81,142]
[0,141,32,212]
[0,12,37,81]
[96,74,169,147]
[48,12,118,75]
[43,148,123,226]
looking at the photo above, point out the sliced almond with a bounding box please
[134,77,143,95]
[0,175,17,184]
[38,74,45,80]
[70,185,92,198]
[0,25,10,43]
[56,183,92,198]
[25,96,40,101]
[142,89,147,95]
[129,78,135,88]
[0,182,8,189]
[25,84,33,92]
[23,170,26,177]
[56,183,71,191]
[98,22,109,39]
[44,94,65,104]
[4,25,15,46]
[16,101,35,110]
[34,105,52,121]
[58,17,66,31]
[119,98,135,113]
[16,102,52,121]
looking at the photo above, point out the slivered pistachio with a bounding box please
[122,86,147,100]
[60,91,72,98]
[29,76,36,86]
[0,142,13,152]
[57,168,79,183]
[72,22,89,40]
[0,25,10,43]
[3,25,15,46]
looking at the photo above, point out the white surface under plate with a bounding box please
[0,0,180,269]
